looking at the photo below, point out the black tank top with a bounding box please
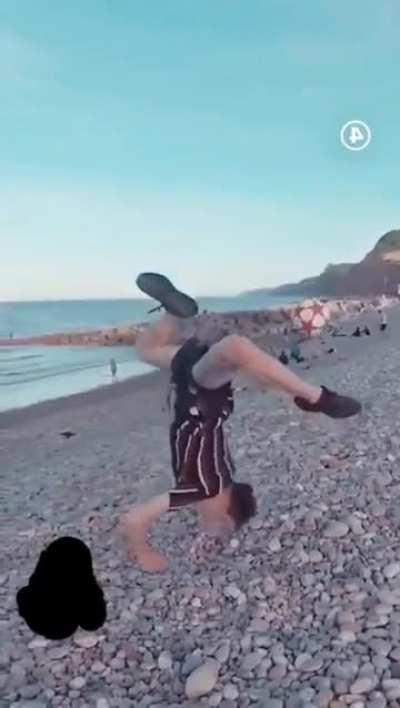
[169,338,234,426]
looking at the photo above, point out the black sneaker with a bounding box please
[294,386,361,419]
[136,273,199,319]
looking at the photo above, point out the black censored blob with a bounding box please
[16,537,106,640]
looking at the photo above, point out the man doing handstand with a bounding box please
[120,274,361,572]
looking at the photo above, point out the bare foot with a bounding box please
[128,544,169,572]
[119,515,169,573]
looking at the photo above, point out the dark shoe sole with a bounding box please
[136,273,198,319]
[322,396,361,419]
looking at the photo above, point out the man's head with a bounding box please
[227,482,257,530]
[198,483,257,535]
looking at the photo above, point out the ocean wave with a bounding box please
[0,352,134,387]
[0,361,107,386]
[0,354,43,363]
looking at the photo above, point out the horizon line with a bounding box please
[0,291,296,305]
[0,293,251,304]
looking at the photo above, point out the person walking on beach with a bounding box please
[110,357,117,381]
[378,309,388,333]
[120,273,362,573]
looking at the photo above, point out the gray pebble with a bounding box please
[18,686,41,700]
[222,683,239,701]
[383,563,400,580]
[323,521,349,538]
[69,677,86,690]
[182,650,204,677]
[241,651,263,673]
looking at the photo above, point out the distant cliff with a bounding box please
[242,230,400,297]
[244,263,353,298]
[338,230,400,295]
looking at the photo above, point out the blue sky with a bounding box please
[1,0,399,300]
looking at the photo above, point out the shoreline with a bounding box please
[0,367,165,428]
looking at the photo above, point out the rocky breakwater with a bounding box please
[0,297,396,349]
[0,325,143,347]
[188,297,397,343]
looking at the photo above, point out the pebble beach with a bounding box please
[1,305,400,708]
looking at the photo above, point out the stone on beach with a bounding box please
[383,562,400,579]
[322,521,349,538]
[69,676,86,690]
[350,676,377,694]
[185,659,220,698]
[73,634,102,648]
[222,682,239,700]
[158,650,173,671]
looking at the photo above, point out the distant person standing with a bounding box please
[278,350,289,365]
[378,309,388,333]
[110,357,117,381]
[351,326,362,338]
[290,339,305,363]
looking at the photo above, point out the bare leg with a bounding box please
[135,314,182,369]
[193,334,321,403]
[119,487,237,572]
[119,493,170,572]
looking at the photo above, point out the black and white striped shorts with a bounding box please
[169,417,235,509]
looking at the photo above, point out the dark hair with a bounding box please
[227,482,257,530]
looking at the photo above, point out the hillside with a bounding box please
[338,230,400,295]
[243,230,400,297]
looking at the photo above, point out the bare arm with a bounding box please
[136,343,180,370]
[135,314,182,370]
